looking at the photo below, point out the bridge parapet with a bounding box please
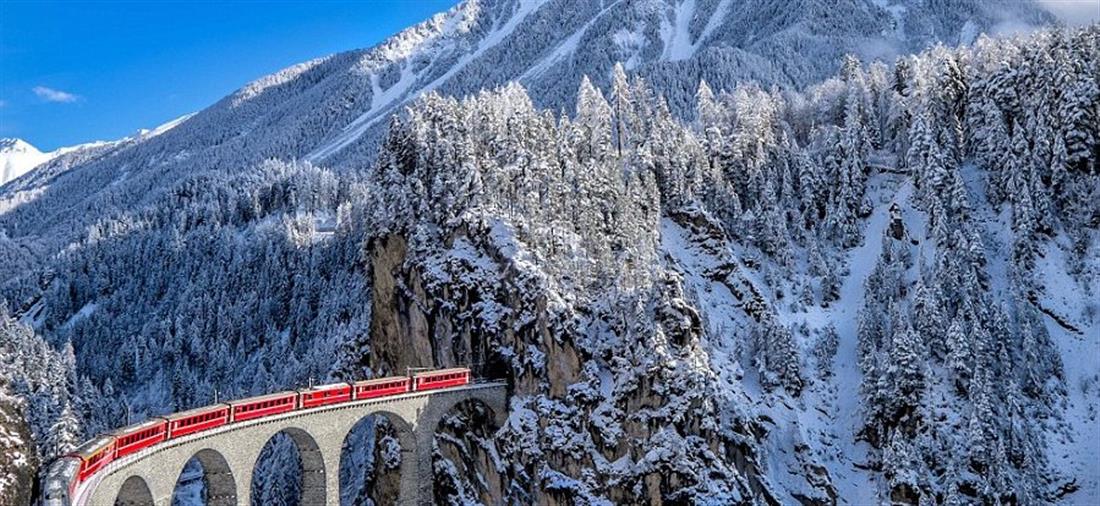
[80,383,507,506]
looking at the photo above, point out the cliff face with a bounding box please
[365,216,798,504]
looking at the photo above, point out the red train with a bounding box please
[41,368,471,506]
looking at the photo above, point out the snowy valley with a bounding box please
[1,0,1098,505]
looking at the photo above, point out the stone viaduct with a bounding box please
[77,383,507,506]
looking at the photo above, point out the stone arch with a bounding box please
[114,475,154,506]
[338,410,416,506]
[171,448,237,506]
[428,391,508,430]
[251,427,326,506]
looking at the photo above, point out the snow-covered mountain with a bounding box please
[0,0,1056,254]
[1,0,1096,504]
[0,139,52,187]
[0,114,195,191]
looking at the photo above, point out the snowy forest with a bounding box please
[1,18,1098,506]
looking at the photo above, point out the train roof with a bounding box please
[227,390,297,405]
[110,418,166,436]
[163,403,230,421]
[297,382,351,393]
[45,455,79,478]
[69,435,115,459]
[352,375,409,386]
[42,457,80,496]
[412,367,470,377]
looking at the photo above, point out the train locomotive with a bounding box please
[41,368,470,506]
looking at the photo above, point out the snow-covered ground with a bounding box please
[660,173,916,503]
[789,175,916,504]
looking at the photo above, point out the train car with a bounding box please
[412,368,470,392]
[112,419,168,460]
[165,404,230,439]
[297,382,353,409]
[228,391,298,422]
[72,435,116,483]
[352,376,410,400]
[40,367,478,505]
[41,455,81,506]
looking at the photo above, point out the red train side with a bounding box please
[165,404,230,439]
[229,391,297,422]
[70,435,115,483]
[53,367,477,496]
[412,368,470,392]
[353,376,410,400]
[298,383,353,409]
[112,419,167,459]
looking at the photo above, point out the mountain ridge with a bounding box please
[0,0,1056,252]
[0,139,51,187]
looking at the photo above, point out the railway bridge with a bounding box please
[79,383,507,506]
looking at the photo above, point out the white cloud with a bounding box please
[32,86,79,103]
[1038,0,1100,26]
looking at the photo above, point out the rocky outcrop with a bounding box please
[365,220,781,504]
[368,234,435,374]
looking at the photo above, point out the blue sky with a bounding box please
[0,0,458,151]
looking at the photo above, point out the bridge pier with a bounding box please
[320,441,342,506]
[411,426,437,506]
[233,458,255,506]
[81,384,506,506]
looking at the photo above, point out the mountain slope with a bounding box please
[0,139,51,187]
[0,0,1056,261]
